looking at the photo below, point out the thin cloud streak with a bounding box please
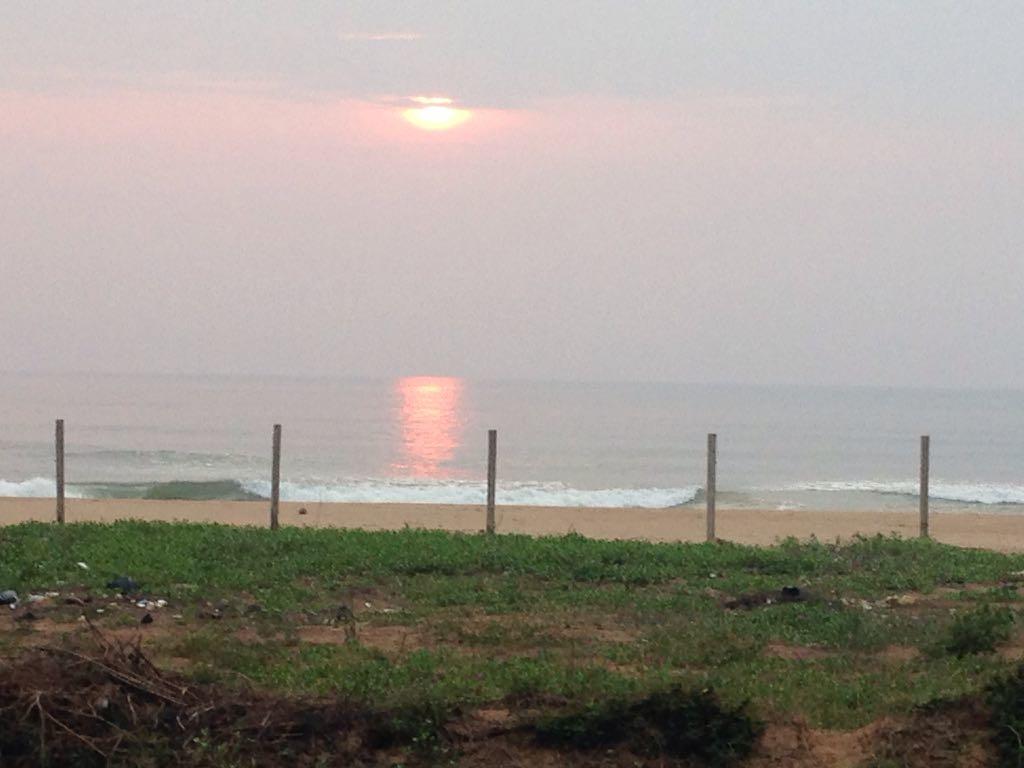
[339,32,424,42]
[3,67,283,97]
[410,96,453,105]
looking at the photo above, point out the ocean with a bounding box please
[0,372,1022,512]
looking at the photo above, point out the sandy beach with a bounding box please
[1,497,1021,552]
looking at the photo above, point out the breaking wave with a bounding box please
[241,479,699,508]
[0,478,84,498]
[780,480,1024,506]
[0,477,699,508]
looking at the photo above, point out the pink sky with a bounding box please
[2,5,1023,387]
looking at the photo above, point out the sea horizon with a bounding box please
[3,367,1024,395]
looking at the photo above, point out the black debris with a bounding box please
[106,577,140,594]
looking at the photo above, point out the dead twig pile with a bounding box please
[0,620,363,767]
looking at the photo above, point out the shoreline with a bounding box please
[1,497,1022,552]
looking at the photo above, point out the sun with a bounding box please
[401,96,471,131]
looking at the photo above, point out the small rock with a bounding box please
[0,590,18,606]
[95,608,105,614]
[76,562,89,570]
[26,594,46,604]
[140,613,154,625]
[106,577,140,594]
[44,592,60,598]
[885,594,918,608]
[15,611,39,622]
[155,599,167,608]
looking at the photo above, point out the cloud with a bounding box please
[339,32,424,42]
[5,67,282,96]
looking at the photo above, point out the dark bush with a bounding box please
[987,665,1024,767]
[534,686,761,766]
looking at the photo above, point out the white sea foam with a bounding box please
[0,477,84,498]
[242,479,698,508]
[780,480,1024,505]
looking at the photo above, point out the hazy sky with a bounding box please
[2,2,1022,387]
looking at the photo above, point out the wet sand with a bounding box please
[1,497,1021,552]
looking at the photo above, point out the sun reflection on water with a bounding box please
[393,376,465,477]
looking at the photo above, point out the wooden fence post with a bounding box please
[55,418,65,524]
[919,435,930,538]
[486,429,497,534]
[270,424,282,530]
[706,433,717,542]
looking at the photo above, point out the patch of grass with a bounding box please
[6,524,1022,606]
[710,654,1008,729]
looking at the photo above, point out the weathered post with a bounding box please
[919,435,930,538]
[270,424,282,530]
[55,418,65,524]
[706,433,717,542]
[486,429,497,534]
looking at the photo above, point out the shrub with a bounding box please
[944,605,1015,657]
